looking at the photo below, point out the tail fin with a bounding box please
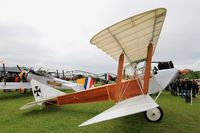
[20,79,65,110]
[83,77,94,90]
[31,79,66,102]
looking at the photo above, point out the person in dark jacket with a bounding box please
[192,80,199,97]
[171,80,178,96]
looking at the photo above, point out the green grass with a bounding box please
[0,90,199,133]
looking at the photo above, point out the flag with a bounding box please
[84,77,94,90]
[105,73,110,81]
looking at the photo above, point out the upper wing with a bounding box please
[0,82,31,89]
[79,95,158,127]
[91,8,166,63]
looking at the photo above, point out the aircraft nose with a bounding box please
[170,68,179,81]
[155,68,179,89]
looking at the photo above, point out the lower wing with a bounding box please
[0,82,31,89]
[79,95,158,127]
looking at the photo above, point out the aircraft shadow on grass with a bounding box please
[22,106,151,129]
[21,104,106,117]
[21,102,152,129]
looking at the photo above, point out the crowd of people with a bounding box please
[170,78,199,99]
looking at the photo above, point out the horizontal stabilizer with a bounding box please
[20,101,43,110]
[79,95,158,127]
[20,97,55,110]
[0,82,31,89]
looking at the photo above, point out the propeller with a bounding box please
[16,65,22,72]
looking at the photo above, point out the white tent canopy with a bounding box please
[90,8,167,64]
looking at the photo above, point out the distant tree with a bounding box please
[181,71,200,79]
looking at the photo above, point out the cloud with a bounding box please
[0,0,199,73]
[0,22,54,66]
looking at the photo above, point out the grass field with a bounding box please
[0,90,199,133]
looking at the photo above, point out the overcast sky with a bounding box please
[0,0,199,74]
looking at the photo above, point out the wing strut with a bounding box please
[143,43,153,94]
[114,53,124,102]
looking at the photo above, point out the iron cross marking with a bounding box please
[34,86,41,97]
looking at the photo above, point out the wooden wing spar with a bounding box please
[90,8,167,64]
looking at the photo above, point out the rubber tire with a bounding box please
[144,106,163,122]
[19,88,26,94]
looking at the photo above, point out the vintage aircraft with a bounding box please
[0,65,94,93]
[19,8,180,127]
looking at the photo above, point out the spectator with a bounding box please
[192,80,199,97]
[171,80,178,96]
[177,79,182,96]
[180,79,186,98]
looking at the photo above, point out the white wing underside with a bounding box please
[91,8,166,64]
[79,95,158,127]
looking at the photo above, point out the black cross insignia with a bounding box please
[34,86,41,97]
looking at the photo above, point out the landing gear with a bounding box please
[19,88,26,94]
[144,107,163,122]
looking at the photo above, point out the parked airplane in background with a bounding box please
[0,65,94,93]
[18,8,181,127]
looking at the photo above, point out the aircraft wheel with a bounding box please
[19,88,26,94]
[144,107,163,122]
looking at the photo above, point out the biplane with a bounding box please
[19,8,180,127]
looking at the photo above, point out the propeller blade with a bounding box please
[16,65,22,72]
